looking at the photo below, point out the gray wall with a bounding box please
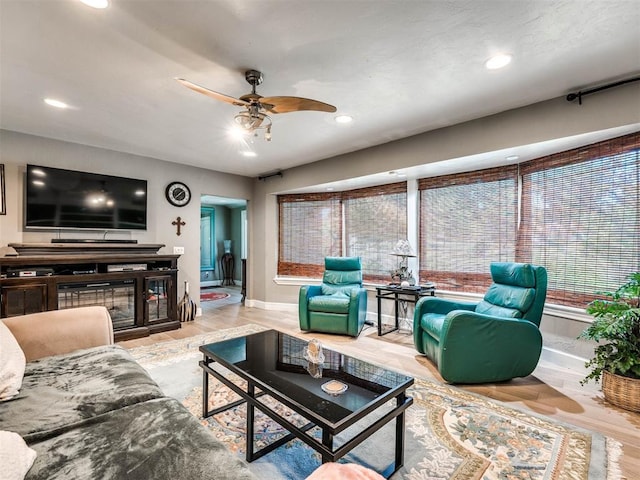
[0,129,252,299]
[249,83,640,305]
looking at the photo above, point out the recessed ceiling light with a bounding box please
[44,98,69,109]
[506,155,519,161]
[335,115,353,124]
[80,0,109,8]
[485,54,512,70]
[241,151,257,158]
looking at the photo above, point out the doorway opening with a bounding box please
[200,195,248,308]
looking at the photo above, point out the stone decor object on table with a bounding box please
[320,379,348,396]
[303,338,325,378]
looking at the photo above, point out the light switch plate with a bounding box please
[173,246,185,254]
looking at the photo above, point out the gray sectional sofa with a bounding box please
[0,306,257,480]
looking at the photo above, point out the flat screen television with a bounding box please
[25,164,147,230]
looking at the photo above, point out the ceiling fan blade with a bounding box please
[175,78,249,107]
[259,96,337,114]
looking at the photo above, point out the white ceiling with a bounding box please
[1,0,639,179]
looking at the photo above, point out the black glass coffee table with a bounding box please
[199,329,414,478]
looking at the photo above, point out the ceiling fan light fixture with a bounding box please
[228,126,250,140]
[179,69,336,144]
[234,108,273,141]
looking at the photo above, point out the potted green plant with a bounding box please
[579,272,640,412]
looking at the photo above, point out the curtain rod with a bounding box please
[566,76,640,104]
[257,171,283,181]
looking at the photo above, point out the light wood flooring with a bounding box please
[119,288,639,478]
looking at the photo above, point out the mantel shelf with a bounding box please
[8,243,166,256]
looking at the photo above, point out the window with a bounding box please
[343,183,407,282]
[417,132,640,308]
[418,166,518,292]
[278,193,342,277]
[518,133,640,307]
[279,131,639,309]
[278,183,407,282]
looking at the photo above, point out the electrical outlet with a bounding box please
[173,246,185,255]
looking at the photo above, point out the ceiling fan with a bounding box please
[176,70,337,141]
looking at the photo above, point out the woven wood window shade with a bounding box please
[343,183,407,282]
[278,193,342,277]
[518,132,640,307]
[418,166,518,292]
[277,183,407,280]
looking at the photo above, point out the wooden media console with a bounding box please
[0,243,181,341]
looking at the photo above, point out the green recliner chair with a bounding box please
[413,262,547,384]
[299,257,368,337]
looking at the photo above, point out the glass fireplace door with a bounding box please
[58,279,136,330]
[145,275,172,324]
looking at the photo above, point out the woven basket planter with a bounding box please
[602,370,640,412]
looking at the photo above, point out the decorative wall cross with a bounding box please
[172,216,185,236]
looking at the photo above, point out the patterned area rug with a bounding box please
[128,326,621,480]
[201,291,231,302]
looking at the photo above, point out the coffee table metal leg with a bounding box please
[246,381,255,462]
[377,294,382,335]
[321,429,334,464]
[395,392,406,471]
[394,293,399,331]
[202,361,209,418]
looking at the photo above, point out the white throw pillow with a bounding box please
[0,430,37,480]
[0,321,26,401]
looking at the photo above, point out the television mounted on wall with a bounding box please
[25,164,147,231]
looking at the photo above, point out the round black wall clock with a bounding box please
[165,182,191,207]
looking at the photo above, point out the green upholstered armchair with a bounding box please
[413,262,547,384]
[299,257,368,337]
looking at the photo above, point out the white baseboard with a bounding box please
[245,299,298,311]
[539,347,588,375]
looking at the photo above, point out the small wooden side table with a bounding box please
[375,284,436,336]
[220,253,235,286]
